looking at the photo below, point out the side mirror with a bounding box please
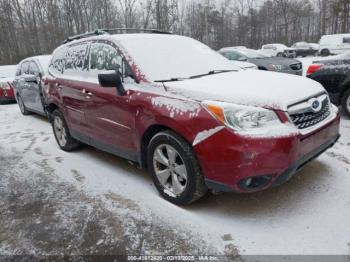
[98,72,126,96]
[24,75,38,83]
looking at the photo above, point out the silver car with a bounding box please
[13,55,51,116]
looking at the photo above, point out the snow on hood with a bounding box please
[165,70,325,111]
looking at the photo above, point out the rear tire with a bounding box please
[147,130,208,205]
[51,109,80,151]
[17,94,31,115]
[341,89,350,118]
[277,52,284,57]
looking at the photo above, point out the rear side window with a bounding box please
[65,43,89,75]
[89,43,123,75]
[49,47,67,75]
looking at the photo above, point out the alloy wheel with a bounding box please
[54,116,67,147]
[153,144,188,196]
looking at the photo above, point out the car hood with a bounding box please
[165,70,325,111]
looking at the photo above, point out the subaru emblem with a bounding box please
[312,100,320,109]
[308,98,322,113]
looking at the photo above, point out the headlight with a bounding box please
[267,64,283,71]
[202,101,281,131]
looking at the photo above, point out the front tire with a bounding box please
[147,131,208,205]
[342,89,350,117]
[277,52,284,57]
[51,109,80,151]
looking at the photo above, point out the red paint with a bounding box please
[0,81,15,102]
[307,64,324,76]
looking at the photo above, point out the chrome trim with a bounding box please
[298,105,338,135]
[288,94,328,115]
[99,117,131,130]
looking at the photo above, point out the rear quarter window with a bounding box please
[49,47,68,75]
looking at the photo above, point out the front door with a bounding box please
[84,42,138,160]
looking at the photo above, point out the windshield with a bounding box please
[0,65,16,78]
[115,35,240,82]
[239,49,270,59]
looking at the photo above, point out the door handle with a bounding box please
[82,89,93,97]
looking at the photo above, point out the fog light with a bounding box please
[239,175,273,191]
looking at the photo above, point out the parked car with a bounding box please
[307,57,350,117]
[292,42,319,57]
[13,55,51,116]
[0,65,17,104]
[318,34,350,56]
[261,44,297,58]
[45,29,340,205]
[219,47,302,75]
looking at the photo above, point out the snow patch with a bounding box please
[193,126,225,146]
[151,96,201,118]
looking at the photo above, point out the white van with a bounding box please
[318,34,350,56]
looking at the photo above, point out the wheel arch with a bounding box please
[139,123,193,169]
[45,102,59,121]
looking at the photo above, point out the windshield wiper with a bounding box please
[189,69,237,79]
[154,70,237,82]
[154,77,188,83]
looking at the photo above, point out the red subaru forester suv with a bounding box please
[44,29,340,205]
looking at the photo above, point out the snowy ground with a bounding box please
[0,103,350,257]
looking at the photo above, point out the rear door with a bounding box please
[58,42,91,143]
[83,41,138,160]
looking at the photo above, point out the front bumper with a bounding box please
[195,112,341,193]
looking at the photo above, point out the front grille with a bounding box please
[289,97,331,130]
[290,63,302,71]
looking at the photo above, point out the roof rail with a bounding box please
[97,28,172,35]
[63,28,172,43]
[63,30,107,43]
